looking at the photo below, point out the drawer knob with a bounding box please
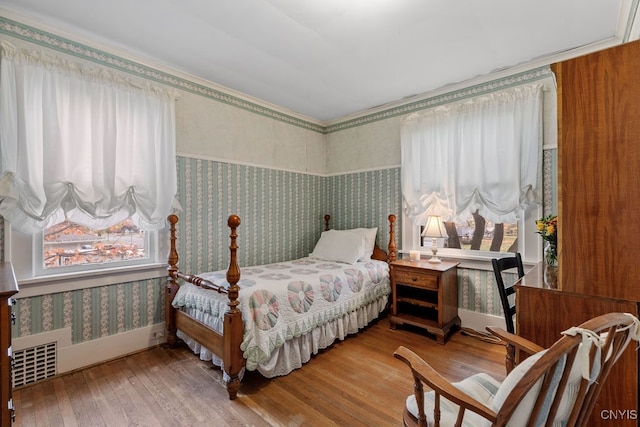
[411,276,417,282]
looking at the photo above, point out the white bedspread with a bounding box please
[172,257,390,373]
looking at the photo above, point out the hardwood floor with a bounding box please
[12,315,506,426]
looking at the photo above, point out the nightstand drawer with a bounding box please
[392,269,438,290]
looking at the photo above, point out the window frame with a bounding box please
[4,220,169,291]
[34,221,156,276]
[401,202,542,265]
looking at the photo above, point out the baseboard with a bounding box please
[458,309,507,333]
[12,323,166,375]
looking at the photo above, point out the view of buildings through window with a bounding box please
[43,219,147,269]
[422,212,518,253]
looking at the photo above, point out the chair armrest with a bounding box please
[394,346,497,423]
[485,326,545,355]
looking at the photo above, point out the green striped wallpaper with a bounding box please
[175,157,325,273]
[12,280,164,343]
[8,159,404,343]
[325,168,402,237]
[459,268,519,316]
[7,158,520,343]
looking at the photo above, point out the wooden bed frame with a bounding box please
[165,213,397,399]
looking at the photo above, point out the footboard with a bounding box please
[165,214,244,399]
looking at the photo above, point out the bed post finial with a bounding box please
[227,214,241,287]
[224,214,243,400]
[324,214,331,231]
[166,214,180,346]
[388,214,397,262]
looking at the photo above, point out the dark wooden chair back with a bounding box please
[491,253,524,334]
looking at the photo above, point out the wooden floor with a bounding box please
[12,315,507,427]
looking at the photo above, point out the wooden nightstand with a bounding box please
[389,259,460,344]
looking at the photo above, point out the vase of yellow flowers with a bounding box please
[536,214,558,267]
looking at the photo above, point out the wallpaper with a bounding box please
[174,157,325,274]
[12,279,164,343]
[174,158,402,274]
[325,168,402,237]
[9,159,403,343]
[9,151,552,342]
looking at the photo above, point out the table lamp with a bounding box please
[421,215,446,263]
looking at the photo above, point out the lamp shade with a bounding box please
[421,215,447,238]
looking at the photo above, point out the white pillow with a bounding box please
[309,230,365,264]
[352,228,378,261]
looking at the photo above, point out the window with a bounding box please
[423,214,517,252]
[404,203,541,263]
[42,219,148,270]
[400,82,551,263]
[0,41,176,283]
[7,219,164,283]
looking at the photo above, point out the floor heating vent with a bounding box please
[12,342,57,388]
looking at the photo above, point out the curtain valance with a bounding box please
[401,84,544,226]
[0,42,178,233]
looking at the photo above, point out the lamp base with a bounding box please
[429,238,441,263]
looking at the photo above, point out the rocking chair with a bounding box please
[394,312,640,427]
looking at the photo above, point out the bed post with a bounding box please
[324,214,331,231]
[223,214,244,400]
[166,214,180,347]
[388,214,397,262]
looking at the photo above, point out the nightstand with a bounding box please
[389,259,460,344]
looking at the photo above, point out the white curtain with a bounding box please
[401,84,544,226]
[0,42,177,233]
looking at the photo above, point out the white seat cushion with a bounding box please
[406,372,501,427]
[491,350,552,426]
[493,341,607,426]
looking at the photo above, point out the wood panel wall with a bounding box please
[517,283,638,426]
[554,39,640,301]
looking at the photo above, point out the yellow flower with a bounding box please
[536,214,558,244]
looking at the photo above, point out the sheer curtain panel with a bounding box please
[401,84,544,227]
[0,42,177,233]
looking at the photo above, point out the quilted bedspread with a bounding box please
[172,257,390,370]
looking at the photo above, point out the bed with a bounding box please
[165,213,397,399]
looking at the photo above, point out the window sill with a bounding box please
[397,249,538,272]
[16,263,168,298]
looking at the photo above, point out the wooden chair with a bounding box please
[394,312,640,427]
[491,253,524,334]
[491,253,525,373]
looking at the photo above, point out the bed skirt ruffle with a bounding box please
[177,294,388,378]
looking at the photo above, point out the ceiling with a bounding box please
[0,0,636,122]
